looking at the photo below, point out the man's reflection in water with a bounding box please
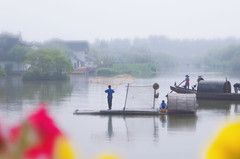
[160,115,167,128]
[106,116,114,140]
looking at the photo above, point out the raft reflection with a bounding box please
[167,115,198,132]
[105,114,198,141]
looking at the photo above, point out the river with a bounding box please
[0,70,240,159]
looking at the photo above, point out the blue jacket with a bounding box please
[160,102,167,109]
[105,89,114,98]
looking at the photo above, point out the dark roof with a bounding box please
[0,33,24,55]
[63,41,89,52]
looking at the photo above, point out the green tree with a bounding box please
[23,48,73,80]
[0,66,6,77]
[7,45,32,72]
[7,45,32,62]
[24,51,38,67]
[54,53,74,74]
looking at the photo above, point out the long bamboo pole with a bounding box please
[153,89,156,109]
[123,83,130,111]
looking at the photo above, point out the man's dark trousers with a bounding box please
[108,98,112,110]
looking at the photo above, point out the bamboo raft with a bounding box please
[73,109,166,115]
[73,109,196,116]
[73,83,197,116]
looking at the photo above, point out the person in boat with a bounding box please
[105,85,115,110]
[184,75,190,89]
[233,83,240,93]
[160,100,167,113]
[197,75,204,83]
[190,75,204,90]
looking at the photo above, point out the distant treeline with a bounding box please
[89,40,175,75]
[1,32,240,77]
[91,36,240,58]
[204,45,240,73]
[89,36,240,75]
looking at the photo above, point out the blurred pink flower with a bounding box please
[1,102,75,159]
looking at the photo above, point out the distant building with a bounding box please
[63,41,97,74]
[0,61,30,74]
[0,32,28,73]
[0,32,24,59]
[0,33,97,74]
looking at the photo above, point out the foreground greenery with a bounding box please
[23,48,73,80]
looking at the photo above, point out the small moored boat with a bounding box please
[170,80,240,101]
[170,86,197,94]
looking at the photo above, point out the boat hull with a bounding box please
[170,86,197,94]
[197,93,240,101]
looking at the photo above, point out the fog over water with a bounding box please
[1,0,240,42]
[0,71,240,159]
[1,1,240,158]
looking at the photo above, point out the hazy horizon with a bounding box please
[1,0,240,42]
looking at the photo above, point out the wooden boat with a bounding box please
[170,86,197,94]
[170,86,240,101]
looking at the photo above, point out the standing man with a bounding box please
[105,85,115,110]
[185,75,190,89]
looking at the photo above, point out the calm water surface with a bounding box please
[0,71,240,159]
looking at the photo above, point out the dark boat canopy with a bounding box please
[197,81,231,93]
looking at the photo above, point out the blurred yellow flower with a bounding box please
[95,152,122,159]
[99,156,119,159]
[54,136,76,159]
[207,122,240,159]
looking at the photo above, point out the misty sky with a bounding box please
[0,0,239,42]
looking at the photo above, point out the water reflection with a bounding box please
[233,104,240,113]
[22,80,73,102]
[0,76,73,100]
[106,116,114,140]
[198,100,240,114]
[105,114,197,141]
[0,76,73,111]
[159,115,167,126]
[167,115,198,132]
